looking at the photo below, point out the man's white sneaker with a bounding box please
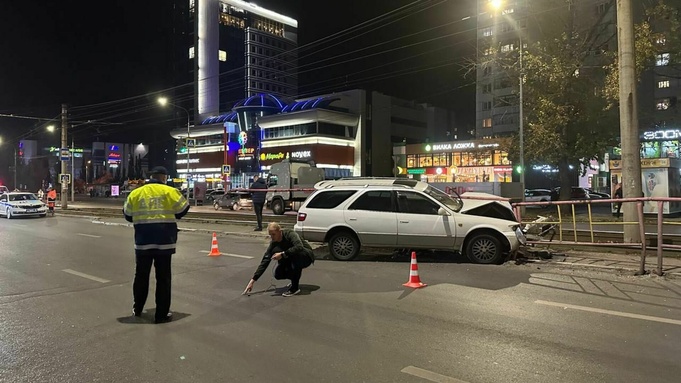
[282,289,300,297]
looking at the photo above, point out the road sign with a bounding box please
[222,164,231,176]
[186,138,196,147]
[59,174,71,185]
[60,148,71,161]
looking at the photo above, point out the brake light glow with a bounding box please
[297,213,307,222]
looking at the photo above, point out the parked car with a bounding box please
[214,190,253,211]
[586,189,610,199]
[206,189,225,203]
[524,189,552,203]
[294,178,524,264]
[0,192,48,218]
[554,187,591,200]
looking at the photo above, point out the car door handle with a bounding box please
[400,220,409,223]
[348,218,357,221]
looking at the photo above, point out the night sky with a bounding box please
[0,0,477,182]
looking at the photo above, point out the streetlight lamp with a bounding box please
[158,97,191,192]
[489,0,524,197]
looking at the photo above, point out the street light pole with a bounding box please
[157,97,191,196]
[61,104,68,209]
[518,33,525,197]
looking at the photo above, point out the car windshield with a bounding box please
[423,185,462,211]
[10,193,38,201]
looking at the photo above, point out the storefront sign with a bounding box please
[261,152,286,161]
[108,152,121,159]
[176,158,201,164]
[50,147,84,153]
[642,129,681,141]
[407,168,426,174]
[430,142,476,151]
[238,147,255,161]
[291,150,312,159]
[641,158,670,168]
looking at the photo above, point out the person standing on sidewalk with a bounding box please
[250,175,267,231]
[123,166,190,323]
[614,182,623,218]
[243,222,315,297]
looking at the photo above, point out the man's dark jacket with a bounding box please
[252,229,314,281]
[250,178,267,204]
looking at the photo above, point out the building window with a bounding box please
[596,3,607,15]
[501,43,514,53]
[482,101,492,111]
[483,66,492,76]
[219,50,227,62]
[656,98,671,110]
[482,27,493,37]
[659,80,671,89]
[482,118,492,128]
[657,36,667,46]
[656,53,670,66]
[482,83,492,93]
[502,8,514,15]
[188,46,195,59]
[483,47,494,56]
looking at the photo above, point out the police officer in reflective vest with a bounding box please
[124,166,189,323]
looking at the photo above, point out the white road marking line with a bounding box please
[535,300,681,326]
[198,250,253,259]
[76,233,101,238]
[62,269,110,283]
[401,366,469,383]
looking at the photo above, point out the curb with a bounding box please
[525,258,681,277]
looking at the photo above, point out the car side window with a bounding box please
[348,191,394,212]
[307,191,357,209]
[0,195,6,202]
[396,191,440,215]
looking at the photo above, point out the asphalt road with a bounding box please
[2,216,681,383]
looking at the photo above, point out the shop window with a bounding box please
[433,154,450,167]
[452,153,461,167]
[407,155,416,168]
[480,152,493,166]
[418,154,433,167]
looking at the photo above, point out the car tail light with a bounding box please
[297,212,307,222]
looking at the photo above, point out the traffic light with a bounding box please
[176,138,186,153]
[515,165,523,174]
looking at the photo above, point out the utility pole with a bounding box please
[71,137,75,202]
[616,0,642,242]
[13,147,17,190]
[61,103,68,209]
[518,32,525,199]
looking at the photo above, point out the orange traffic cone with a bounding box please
[208,232,222,257]
[403,251,427,288]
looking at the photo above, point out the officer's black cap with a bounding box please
[149,166,169,175]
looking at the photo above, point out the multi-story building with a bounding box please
[475,0,617,139]
[177,0,298,122]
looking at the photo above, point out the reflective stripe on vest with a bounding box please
[124,183,188,224]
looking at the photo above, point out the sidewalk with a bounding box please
[528,249,681,277]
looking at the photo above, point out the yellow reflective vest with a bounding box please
[123,181,189,254]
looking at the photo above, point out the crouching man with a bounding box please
[243,222,314,297]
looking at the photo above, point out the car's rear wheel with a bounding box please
[271,198,285,215]
[328,231,360,261]
[465,234,503,264]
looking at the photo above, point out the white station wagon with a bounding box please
[0,192,48,219]
[294,178,525,264]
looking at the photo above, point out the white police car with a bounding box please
[0,192,48,218]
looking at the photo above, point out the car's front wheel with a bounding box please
[232,202,239,211]
[214,203,220,211]
[328,231,360,261]
[6,208,12,220]
[465,233,503,264]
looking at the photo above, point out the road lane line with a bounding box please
[199,250,253,259]
[76,233,102,238]
[535,300,681,326]
[401,366,469,383]
[62,269,110,283]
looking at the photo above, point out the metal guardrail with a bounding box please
[511,197,681,276]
